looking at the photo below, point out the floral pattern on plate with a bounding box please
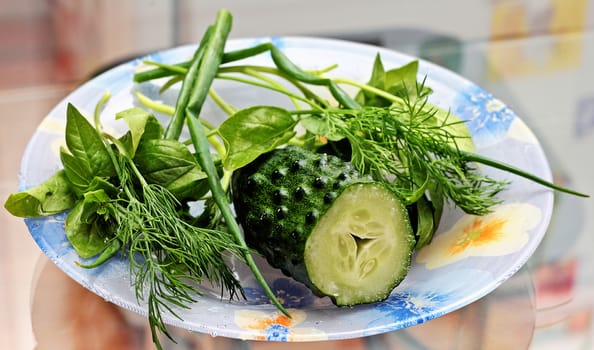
[363,268,493,335]
[454,86,517,148]
[243,277,316,308]
[416,203,542,269]
[234,309,327,341]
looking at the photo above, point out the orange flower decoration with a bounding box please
[449,217,506,255]
[416,203,541,269]
[234,309,326,341]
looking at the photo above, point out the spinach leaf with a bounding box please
[218,106,296,171]
[411,195,437,249]
[355,57,430,107]
[384,60,422,100]
[3,170,76,217]
[355,54,390,107]
[299,113,346,141]
[65,190,115,258]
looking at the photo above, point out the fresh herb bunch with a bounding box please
[134,11,586,255]
[329,104,508,214]
[4,8,588,350]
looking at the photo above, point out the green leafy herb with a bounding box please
[61,103,115,193]
[65,192,115,258]
[134,139,210,200]
[218,106,297,171]
[109,151,244,347]
[330,103,507,215]
[76,97,246,349]
[4,170,76,217]
[116,107,164,156]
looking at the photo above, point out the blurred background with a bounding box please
[1,0,593,349]
[1,0,591,88]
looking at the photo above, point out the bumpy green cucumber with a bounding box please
[231,146,415,306]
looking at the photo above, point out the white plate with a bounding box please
[20,37,553,341]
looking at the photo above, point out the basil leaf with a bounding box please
[356,58,431,107]
[134,139,197,185]
[117,131,135,156]
[116,107,163,156]
[134,139,207,190]
[63,104,115,187]
[219,106,297,171]
[60,147,92,195]
[141,114,165,142]
[81,190,111,221]
[87,176,119,198]
[3,170,76,217]
[166,169,210,200]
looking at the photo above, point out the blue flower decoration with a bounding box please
[365,290,449,333]
[265,324,290,341]
[244,277,315,308]
[454,86,517,147]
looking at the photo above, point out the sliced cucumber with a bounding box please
[305,183,414,306]
[232,146,414,305]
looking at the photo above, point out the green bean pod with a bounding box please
[133,43,271,83]
[168,9,290,317]
[269,46,360,109]
[134,40,360,110]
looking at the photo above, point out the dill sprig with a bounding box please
[108,150,245,347]
[329,97,509,215]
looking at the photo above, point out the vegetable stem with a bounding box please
[269,46,360,109]
[208,133,227,158]
[94,91,111,130]
[242,67,303,109]
[133,43,273,84]
[334,77,404,104]
[461,150,589,197]
[142,60,189,75]
[208,88,236,115]
[135,91,175,115]
[215,74,316,108]
[164,24,213,140]
[135,42,359,109]
[218,65,330,107]
[173,8,290,317]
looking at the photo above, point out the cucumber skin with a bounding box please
[231,146,372,295]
